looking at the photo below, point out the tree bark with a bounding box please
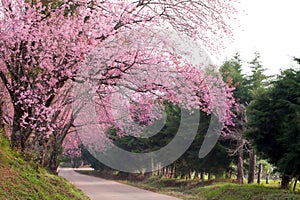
[0,101,4,130]
[171,165,176,178]
[257,162,262,184]
[281,174,290,189]
[45,132,63,174]
[248,149,256,184]
[237,146,244,184]
[208,173,211,180]
[194,171,199,180]
[200,172,204,181]
[11,105,26,150]
[293,176,298,192]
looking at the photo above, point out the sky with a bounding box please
[219,0,300,75]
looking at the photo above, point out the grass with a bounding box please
[0,134,90,200]
[79,170,300,200]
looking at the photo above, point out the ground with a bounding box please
[0,134,89,200]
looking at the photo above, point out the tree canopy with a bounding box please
[247,67,300,184]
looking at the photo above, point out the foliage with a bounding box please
[105,102,233,177]
[0,0,237,172]
[247,52,269,96]
[247,68,300,182]
[221,53,250,104]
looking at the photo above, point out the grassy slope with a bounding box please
[129,177,300,200]
[80,171,300,200]
[0,135,89,200]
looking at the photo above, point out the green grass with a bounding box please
[79,170,300,200]
[0,134,90,200]
[191,183,299,200]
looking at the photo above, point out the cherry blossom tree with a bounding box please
[0,0,238,171]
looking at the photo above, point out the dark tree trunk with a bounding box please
[248,149,256,184]
[281,175,290,189]
[208,173,211,180]
[293,176,298,192]
[200,172,204,181]
[49,149,58,173]
[11,105,25,150]
[0,101,4,130]
[257,162,262,184]
[237,146,244,184]
[46,134,62,174]
[266,174,269,184]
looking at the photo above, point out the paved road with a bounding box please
[58,168,181,200]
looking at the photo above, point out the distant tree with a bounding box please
[221,54,249,184]
[259,160,274,184]
[221,52,270,184]
[221,53,250,104]
[112,102,233,179]
[245,52,268,184]
[247,52,269,99]
[247,67,300,189]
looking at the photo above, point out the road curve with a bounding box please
[58,168,181,200]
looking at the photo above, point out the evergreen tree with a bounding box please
[247,67,300,189]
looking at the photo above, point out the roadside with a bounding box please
[78,170,300,200]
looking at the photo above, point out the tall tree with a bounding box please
[247,51,268,98]
[246,52,268,184]
[221,52,269,184]
[221,54,249,184]
[0,0,237,171]
[247,67,300,189]
[221,53,250,104]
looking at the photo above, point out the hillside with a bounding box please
[0,134,89,200]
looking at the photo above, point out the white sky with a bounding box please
[219,0,300,75]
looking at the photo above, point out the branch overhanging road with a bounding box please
[58,168,181,200]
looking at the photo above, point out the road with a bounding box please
[58,168,181,200]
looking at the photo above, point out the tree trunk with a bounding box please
[237,146,244,184]
[49,150,58,173]
[266,174,269,184]
[293,176,298,192]
[165,167,169,177]
[163,167,166,176]
[46,135,62,174]
[194,171,199,180]
[257,162,262,184]
[208,173,211,180]
[171,166,175,178]
[200,172,204,181]
[11,105,25,150]
[180,174,185,179]
[0,101,4,130]
[281,175,290,189]
[248,149,256,184]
